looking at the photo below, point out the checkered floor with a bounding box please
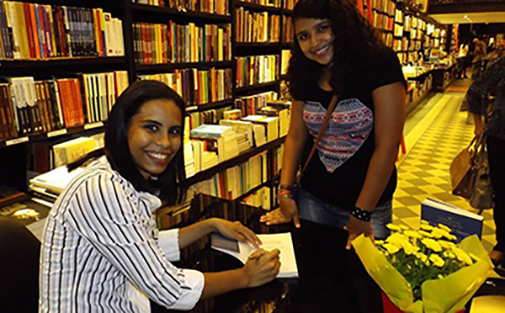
[393,79,497,253]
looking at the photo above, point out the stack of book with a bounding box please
[53,137,97,168]
[133,0,230,16]
[242,115,279,142]
[29,165,85,202]
[219,119,254,153]
[0,2,124,59]
[259,103,290,137]
[190,124,239,163]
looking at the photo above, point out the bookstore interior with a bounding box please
[0,0,505,312]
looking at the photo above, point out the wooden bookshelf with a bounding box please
[234,1,282,14]
[136,61,234,72]
[130,3,232,22]
[0,57,126,69]
[235,81,279,94]
[186,99,234,113]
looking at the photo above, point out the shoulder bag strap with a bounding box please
[301,95,339,174]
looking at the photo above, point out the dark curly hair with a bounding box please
[287,0,385,100]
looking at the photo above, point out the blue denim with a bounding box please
[297,187,392,239]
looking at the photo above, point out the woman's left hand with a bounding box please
[211,219,262,248]
[345,216,374,250]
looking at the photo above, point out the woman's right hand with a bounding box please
[242,249,281,288]
[259,198,301,228]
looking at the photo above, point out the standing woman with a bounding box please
[39,80,280,312]
[261,0,406,249]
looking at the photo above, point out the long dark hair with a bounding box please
[287,0,385,99]
[69,80,186,205]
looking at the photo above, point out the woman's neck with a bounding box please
[318,66,333,92]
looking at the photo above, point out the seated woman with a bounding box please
[39,80,280,312]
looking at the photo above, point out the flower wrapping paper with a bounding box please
[352,235,493,313]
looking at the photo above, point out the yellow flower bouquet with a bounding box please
[352,221,494,313]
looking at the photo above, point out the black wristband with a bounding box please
[351,207,371,222]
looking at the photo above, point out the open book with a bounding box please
[211,232,298,278]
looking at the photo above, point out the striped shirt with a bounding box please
[39,156,204,312]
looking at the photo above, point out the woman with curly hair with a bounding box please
[261,0,406,250]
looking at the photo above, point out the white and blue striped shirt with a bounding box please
[39,156,204,312]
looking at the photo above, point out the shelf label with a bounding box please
[186,106,198,112]
[5,136,29,146]
[84,122,104,129]
[47,129,68,137]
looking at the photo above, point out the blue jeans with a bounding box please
[297,187,392,239]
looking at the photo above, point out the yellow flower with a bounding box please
[375,240,385,245]
[400,225,409,231]
[415,252,430,265]
[404,230,422,239]
[422,238,442,252]
[445,233,457,241]
[404,244,420,255]
[383,243,401,254]
[439,240,456,249]
[420,224,434,231]
[443,251,456,259]
[438,224,452,232]
[452,247,473,265]
[438,274,444,279]
[387,224,403,232]
[421,220,430,225]
[419,230,434,238]
[429,254,445,267]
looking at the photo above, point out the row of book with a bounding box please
[369,0,396,16]
[190,151,268,200]
[372,12,394,32]
[235,91,278,117]
[283,0,298,10]
[235,8,280,43]
[0,72,128,140]
[0,1,124,59]
[236,55,279,88]
[381,32,393,50]
[139,68,233,106]
[134,0,230,16]
[282,16,293,43]
[133,22,232,65]
[393,37,409,52]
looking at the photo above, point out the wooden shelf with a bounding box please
[136,60,233,72]
[282,9,293,15]
[235,42,280,49]
[131,4,232,22]
[234,1,282,14]
[0,122,105,149]
[185,136,286,186]
[186,99,234,113]
[235,81,279,93]
[0,56,126,69]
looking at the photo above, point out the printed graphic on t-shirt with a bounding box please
[303,99,373,173]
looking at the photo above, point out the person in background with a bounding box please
[457,40,470,79]
[39,80,281,312]
[260,0,406,249]
[467,56,505,266]
[472,37,487,78]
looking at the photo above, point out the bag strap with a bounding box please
[301,95,338,174]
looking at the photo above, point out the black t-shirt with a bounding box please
[299,47,406,209]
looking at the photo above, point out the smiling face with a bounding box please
[127,99,182,180]
[294,18,335,66]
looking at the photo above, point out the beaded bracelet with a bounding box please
[350,207,371,222]
[277,189,293,199]
[279,184,295,192]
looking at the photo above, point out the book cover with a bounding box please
[421,198,483,243]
